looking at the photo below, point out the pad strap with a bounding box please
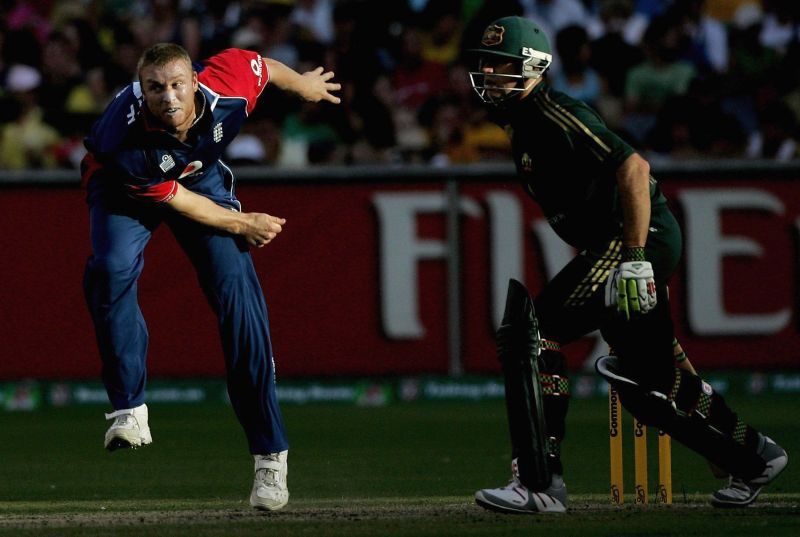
[547,436,561,458]
[540,373,570,396]
[540,339,561,352]
[668,368,753,447]
[255,459,283,472]
[105,409,134,420]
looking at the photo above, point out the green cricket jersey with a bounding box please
[491,82,668,250]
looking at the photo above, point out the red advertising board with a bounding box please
[1,177,799,380]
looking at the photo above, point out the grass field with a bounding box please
[0,391,798,536]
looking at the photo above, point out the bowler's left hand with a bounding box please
[301,67,342,104]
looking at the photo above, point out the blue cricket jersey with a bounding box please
[82,48,271,210]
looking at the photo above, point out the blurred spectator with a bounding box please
[591,1,646,92]
[623,15,697,143]
[648,77,747,159]
[349,74,398,164]
[2,26,42,71]
[669,0,729,74]
[241,2,298,69]
[392,26,449,111]
[551,25,602,108]
[0,0,796,167]
[590,0,646,128]
[57,16,109,71]
[634,0,671,19]
[706,0,760,22]
[591,0,649,46]
[729,3,780,83]
[65,64,128,114]
[746,101,799,160]
[760,0,800,55]
[280,99,341,166]
[197,2,242,59]
[419,1,463,66]
[5,0,51,43]
[291,0,335,45]
[0,64,61,169]
[520,0,594,37]
[131,0,202,59]
[39,30,83,117]
[723,3,781,137]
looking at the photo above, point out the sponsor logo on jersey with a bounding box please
[179,160,203,179]
[213,122,223,143]
[159,153,175,173]
[250,54,264,87]
[481,24,505,46]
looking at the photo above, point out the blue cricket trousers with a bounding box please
[83,187,288,454]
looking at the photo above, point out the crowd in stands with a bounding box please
[0,0,798,171]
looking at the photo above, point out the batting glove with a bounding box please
[605,247,657,321]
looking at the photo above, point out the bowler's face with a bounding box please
[140,59,198,133]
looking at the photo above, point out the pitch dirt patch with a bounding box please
[1,496,796,530]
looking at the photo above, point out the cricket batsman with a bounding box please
[468,16,788,513]
[81,43,340,510]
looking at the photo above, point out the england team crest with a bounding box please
[159,153,175,173]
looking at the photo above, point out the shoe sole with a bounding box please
[710,486,762,508]
[476,496,536,515]
[475,492,565,514]
[104,430,152,452]
[250,494,289,511]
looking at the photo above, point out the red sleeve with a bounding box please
[198,48,270,115]
[80,152,102,188]
[126,181,178,203]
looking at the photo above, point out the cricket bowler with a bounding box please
[82,43,340,510]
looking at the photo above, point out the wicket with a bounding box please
[608,385,672,505]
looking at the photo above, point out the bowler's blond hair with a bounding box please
[137,43,192,81]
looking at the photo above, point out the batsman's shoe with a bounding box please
[250,451,289,511]
[104,404,152,451]
[475,474,567,514]
[711,477,762,508]
[711,435,787,508]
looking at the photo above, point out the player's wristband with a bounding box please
[672,338,688,363]
[622,246,646,262]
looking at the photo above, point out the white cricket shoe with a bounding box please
[475,476,567,514]
[104,404,152,451]
[711,477,762,507]
[475,459,566,514]
[711,435,788,508]
[250,451,289,511]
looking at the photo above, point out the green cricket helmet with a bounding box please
[468,16,553,105]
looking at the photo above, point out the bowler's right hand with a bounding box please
[242,213,285,248]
